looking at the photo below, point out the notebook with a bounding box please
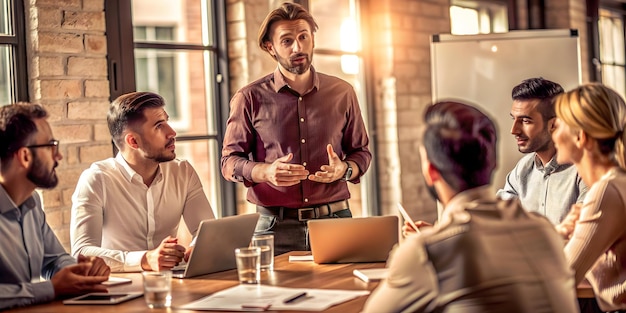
[307,215,399,264]
[172,213,260,278]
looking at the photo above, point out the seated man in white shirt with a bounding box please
[70,92,215,272]
[362,101,578,313]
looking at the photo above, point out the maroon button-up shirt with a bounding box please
[221,66,371,208]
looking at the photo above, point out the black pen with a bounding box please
[283,292,307,304]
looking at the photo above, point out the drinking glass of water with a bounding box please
[142,270,172,308]
[235,247,261,284]
[251,234,274,271]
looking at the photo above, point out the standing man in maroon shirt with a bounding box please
[221,2,371,255]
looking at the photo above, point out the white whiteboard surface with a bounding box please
[430,29,582,189]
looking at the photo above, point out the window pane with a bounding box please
[131,0,210,45]
[311,0,360,52]
[603,65,626,100]
[0,45,12,104]
[134,48,215,137]
[0,0,10,35]
[175,140,221,217]
[313,54,365,105]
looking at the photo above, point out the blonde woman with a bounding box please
[552,83,626,311]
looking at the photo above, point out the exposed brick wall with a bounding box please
[367,0,449,223]
[25,0,109,251]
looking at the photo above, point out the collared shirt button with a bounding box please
[303,162,307,166]
[300,117,305,122]
[299,97,303,101]
[301,139,306,144]
[304,198,309,203]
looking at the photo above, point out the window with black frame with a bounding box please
[105,0,233,217]
[599,7,626,99]
[0,0,28,104]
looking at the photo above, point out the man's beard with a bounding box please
[27,154,58,188]
[277,52,311,75]
[148,139,176,163]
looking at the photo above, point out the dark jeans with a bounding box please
[254,208,352,256]
[579,298,626,313]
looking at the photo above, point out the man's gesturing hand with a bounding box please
[252,153,309,186]
[308,144,348,183]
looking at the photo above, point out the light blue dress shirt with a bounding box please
[0,185,76,310]
[497,153,588,224]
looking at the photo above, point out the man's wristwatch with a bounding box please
[342,162,353,181]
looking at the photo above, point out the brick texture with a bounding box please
[25,0,112,250]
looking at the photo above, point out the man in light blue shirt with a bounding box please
[0,103,110,310]
[497,78,587,225]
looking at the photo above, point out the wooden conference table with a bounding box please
[7,252,594,312]
[8,252,384,313]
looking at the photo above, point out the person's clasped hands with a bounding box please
[51,254,110,297]
[142,236,186,271]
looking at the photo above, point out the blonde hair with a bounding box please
[554,83,626,168]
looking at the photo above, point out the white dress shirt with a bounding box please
[70,153,214,272]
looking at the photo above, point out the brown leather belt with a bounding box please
[257,200,350,221]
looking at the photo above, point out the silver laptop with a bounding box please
[172,213,260,278]
[308,216,399,264]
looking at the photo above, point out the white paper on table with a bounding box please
[288,255,314,262]
[177,284,369,311]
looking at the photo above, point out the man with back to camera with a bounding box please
[221,2,371,255]
[70,91,215,272]
[497,77,587,228]
[362,101,578,313]
[0,103,110,310]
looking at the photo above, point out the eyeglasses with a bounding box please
[26,139,60,154]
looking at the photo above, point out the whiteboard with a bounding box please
[430,29,582,189]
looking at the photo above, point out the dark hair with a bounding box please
[107,92,165,149]
[0,102,49,163]
[257,2,319,55]
[423,101,497,191]
[511,77,564,122]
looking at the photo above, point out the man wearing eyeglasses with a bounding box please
[0,103,110,310]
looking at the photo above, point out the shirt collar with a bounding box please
[443,185,495,216]
[272,66,320,95]
[115,153,164,185]
[533,153,572,175]
[0,184,35,215]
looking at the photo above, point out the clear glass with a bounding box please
[0,0,11,35]
[131,0,210,45]
[0,45,12,104]
[311,0,360,52]
[134,48,215,136]
[450,1,508,35]
[142,271,172,308]
[174,140,220,218]
[251,234,274,271]
[235,247,261,284]
[599,9,626,100]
